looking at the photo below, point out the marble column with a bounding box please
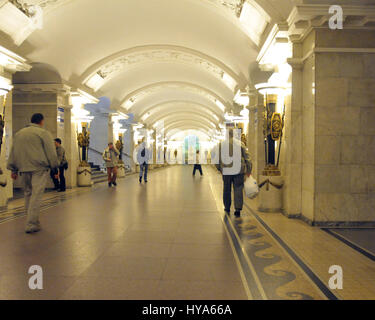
[0,90,13,207]
[282,38,304,218]
[252,93,265,183]
[63,104,79,189]
[123,124,135,172]
[108,115,114,145]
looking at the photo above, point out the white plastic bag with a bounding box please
[245,175,259,199]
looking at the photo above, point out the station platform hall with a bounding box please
[0,0,374,301]
[0,166,374,300]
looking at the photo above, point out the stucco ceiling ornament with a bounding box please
[90,50,235,92]
[9,0,63,12]
[8,0,58,15]
[212,0,245,17]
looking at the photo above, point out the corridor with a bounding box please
[0,166,247,300]
[1,166,374,300]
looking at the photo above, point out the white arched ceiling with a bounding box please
[97,62,234,104]
[123,81,228,113]
[166,125,212,139]
[167,129,211,141]
[164,119,216,133]
[18,0,266,87]
[140,101,223,124]
[81,45,242,93]
[162,116,217,131]
[125,88,225,120]
[9,0,299,138]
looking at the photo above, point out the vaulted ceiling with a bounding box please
[6,0,301,139]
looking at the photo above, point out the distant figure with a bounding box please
[7,113,59,234]
[216,129,252,217]
[137,141,150,184]
[193,150,203,176]
[50,138,67,192]
[103,142,120,187]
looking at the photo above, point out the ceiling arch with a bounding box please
[166,125,212,139]
[140,101,223,124]
[164,119,216,134]
[26,0,291,45]
[127,93,225,122]
[139,102,224,124]
[18,0,264,89]
[152,113,218,131]
[146,111,220,129]
[99,62,234,104]
[123,81,229,113]
[162,115,217,130]
[82,45,242,93]
[167,129,211,141]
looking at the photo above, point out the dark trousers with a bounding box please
[50,167,66,191]
[223,174,244,212]
[140,163,148,181]
[107,167,117,183]
[193,164,203,176]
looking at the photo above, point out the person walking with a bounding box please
[137,140,150,184]
[103,142,120,187]
[216,128,252,217]
[192,150,203,176]
[7,113,59,234]
[50,138,67,192]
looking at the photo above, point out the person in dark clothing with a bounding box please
[193,150,203,176]
[50,138,67,192]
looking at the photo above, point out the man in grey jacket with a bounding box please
[7,113,59,234]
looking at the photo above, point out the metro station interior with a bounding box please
[0,0,374,300]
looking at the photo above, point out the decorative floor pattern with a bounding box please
[208,167,326,300]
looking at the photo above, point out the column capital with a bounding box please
[287,57,304,70]
[287,4,375,41]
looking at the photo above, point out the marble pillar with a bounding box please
[63,104,79,189]
[0,90,13,207]
[282,38,304,218]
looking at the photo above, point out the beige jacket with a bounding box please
[7,124,59,173]
[102,147,119,168]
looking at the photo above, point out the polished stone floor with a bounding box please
[0,165,374,300]
[0,166,247,300]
